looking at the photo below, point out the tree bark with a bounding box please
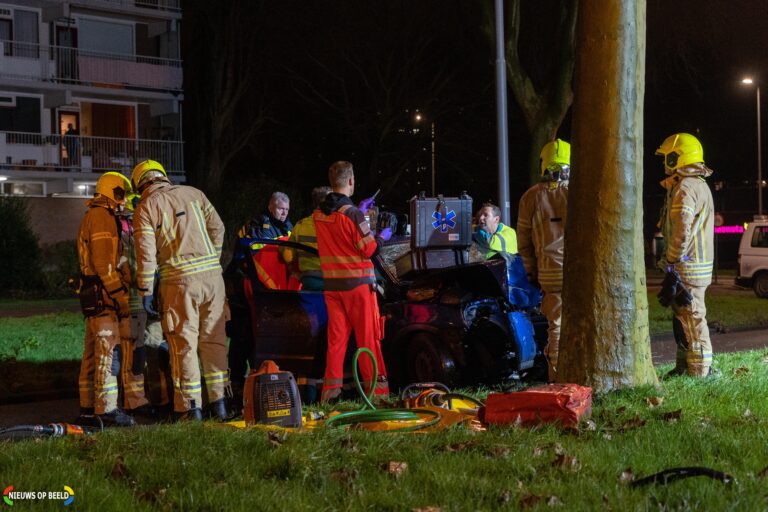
[557,0,657,391]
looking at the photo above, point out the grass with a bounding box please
[2,350,768,510]
[0,312,83,363]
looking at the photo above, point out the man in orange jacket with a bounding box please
[313,161,391,401]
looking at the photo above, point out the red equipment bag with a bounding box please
[479,384,592,428]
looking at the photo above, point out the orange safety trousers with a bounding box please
[322,284,389,400]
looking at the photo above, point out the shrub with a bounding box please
[40,240,79,298]
[0,197,44,294]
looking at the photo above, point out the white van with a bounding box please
[737,215,768,298]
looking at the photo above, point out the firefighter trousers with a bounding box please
[322,284,389,401]
[79,312,120,415]
[541,290,562,382]
[119,312,149,410]
[671,284,712,376]
[160,275,230,412]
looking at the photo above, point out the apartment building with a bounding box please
[0,0,183,243]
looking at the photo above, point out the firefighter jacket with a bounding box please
[280,214,321,281]
[313,192,381,292]
[237,210,293,253]
[517,180,568,292]
[133,182,225,295]
[474,223,518,260]
[78,196,127,302]
[659,164,715,286]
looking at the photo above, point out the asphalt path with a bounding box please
[2,326,767,429]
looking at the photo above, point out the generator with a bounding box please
[395,191,473,277]
[243,360,303,428]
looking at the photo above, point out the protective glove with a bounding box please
[377,227,392,242]
[358,196,376,212]
[143,295,159,317]
[657,269,679,308]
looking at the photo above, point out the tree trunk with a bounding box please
[557,0,657,391]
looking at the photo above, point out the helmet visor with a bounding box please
[665,152,679,170]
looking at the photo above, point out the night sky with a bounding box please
[182,0,768,235]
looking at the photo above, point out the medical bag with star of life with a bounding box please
[395,191,473,277]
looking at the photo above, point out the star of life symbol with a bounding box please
[432,210,457,233]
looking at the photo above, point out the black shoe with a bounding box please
[127,404,158,420]
[98,408,136,428]
[662,365,687,380]
[79,407,94,416]
[206,399,232,422]
[175,408,203,422]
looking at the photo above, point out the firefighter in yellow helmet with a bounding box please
[517,138,570,381]
[76,171,135,427]
[131,160,230,420]
[655,133,715,378]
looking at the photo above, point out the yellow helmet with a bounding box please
[95,171,131,205]
[131,159,168,191]
[655,133,704,174]
[540,138,571,181]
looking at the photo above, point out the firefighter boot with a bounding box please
[206,398,232,422]
[99,408,136,428]
[175,408,204,422]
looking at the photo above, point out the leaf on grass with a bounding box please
[533,446,545,458]
[340,437,358,453]
[661,409,682,422]
[443,440,477,452]
[553,443,565,456]
[411,507,441,512]
[553,454,581,471]
[619,468,635,484]
[744,408,753,418]
[616,406,627,414]
[384,461,408,478]
[498,490,512,504]
[733,367,750,376]
[645,396,664,408]
[488,446,510,458]
[137,487,167,504]
[519,493,542,508]
[620,415,647,431]
[268,430,286,447]
[547,495,563,506]
[110,455,129,480]
[584,419,597,431]
[330,468,357,485]
[602,432,613,440]
[757,466,768,478]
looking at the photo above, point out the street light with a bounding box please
[415,113,435,196]
[742,77,763,215]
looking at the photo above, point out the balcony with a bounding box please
[0,40,182,93]
[0,131,184,178]
[69,0,181,14]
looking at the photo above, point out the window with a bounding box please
[79,18,133,56]
[1,181,45,197]
[0,96,41,132]
[752,226,768,248]
[0,9,39,58]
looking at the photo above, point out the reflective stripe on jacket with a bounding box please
[517,181,568,292]
[313,195,379,292]
[659,165,714,286]
[78,197,126,297]
[280,214,322,280]
[133,182,225,293]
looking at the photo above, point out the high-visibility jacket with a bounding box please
[313,193,380,292]
[280,214,322,283]
[133,182,225,294]
[475,223,518,260]
[252,237,300,290]
[237,211,292,253]
[78,196,127,301]
[659,164,715,286]
[517,180,568,292]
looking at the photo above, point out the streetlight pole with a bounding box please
[742,77,763,215]
[430,121,435,196]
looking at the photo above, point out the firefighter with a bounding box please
[314,161,391,402]
[131,160,230,421]
[76,171,135,427]
[517,138,570,381]
[655,133,715,377]
[474,202,518,259]
[226,191,294,402]
[116,191,153,418]
[280,186,332,291]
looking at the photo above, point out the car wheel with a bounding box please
[406,334,456,386]
[754,273,768,298]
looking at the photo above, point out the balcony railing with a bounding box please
[0,40,182,93]
[74,0,182,13]
[0,131,184,177]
